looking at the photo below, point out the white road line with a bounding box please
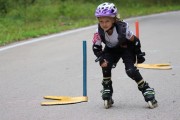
[0,25,96,52]
[0,11,178,52]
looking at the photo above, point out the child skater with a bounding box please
[92,2,157,108]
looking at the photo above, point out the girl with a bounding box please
[92,2,157,108]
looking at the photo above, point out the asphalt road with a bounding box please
[0,11,180,120]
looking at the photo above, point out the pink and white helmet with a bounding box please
[95,2,118,17]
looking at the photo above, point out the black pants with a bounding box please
[101,46,143,83]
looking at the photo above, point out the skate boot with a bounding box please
[138,81,158,109]
[101,79,114,109]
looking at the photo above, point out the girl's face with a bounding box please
[98,17,115,31]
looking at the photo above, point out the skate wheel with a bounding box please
[148,100,158,109]
[104,100,109,109]
[148,101,154,108]
[104,100,111,109]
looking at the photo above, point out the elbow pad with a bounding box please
[133,36,144,54]
[134,36,141,48]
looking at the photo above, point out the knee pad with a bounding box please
[126,68,142,80]
[126,68,136,78]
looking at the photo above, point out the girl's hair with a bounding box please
[115,14,121,22]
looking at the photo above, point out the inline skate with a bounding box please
[101,79,114,109]
[101,89,114,109]
[138,81,158,108]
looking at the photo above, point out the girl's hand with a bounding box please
[100,59,108,67]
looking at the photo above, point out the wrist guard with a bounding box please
[92,44,103,57]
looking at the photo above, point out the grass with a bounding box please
[0,0,180,46]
